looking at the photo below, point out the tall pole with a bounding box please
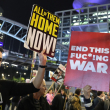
[30,51,37,80]
[20,73,21,82]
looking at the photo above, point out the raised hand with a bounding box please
[83,85,92,99]
[38,50,47,65]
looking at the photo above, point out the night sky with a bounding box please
[0,0,74,26]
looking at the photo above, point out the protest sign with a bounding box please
[65,86,70,89]
[64,31,110,92]
[51,64,66,85]
[24,4,60,57]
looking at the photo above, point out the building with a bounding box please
[55,3,110,62]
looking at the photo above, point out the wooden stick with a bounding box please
[30,68,33,80]
[55,82,64,95]
[44,81,55,97]
[30,52,37,80]
[63,96,67,110]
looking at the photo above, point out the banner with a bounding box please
[24,4,60,57]
[51,64,66,85]
[64,31,110,92]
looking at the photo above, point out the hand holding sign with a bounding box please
[38,50,47,65]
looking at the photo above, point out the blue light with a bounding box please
[73,0,110,11]
[0,42,3,47]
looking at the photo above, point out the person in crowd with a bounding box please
[51,87,67,110]
[67,92,74,110]
[0,47,47,110]
[61,89,67,110]
[68,92,74,99]
[11,96,20,110]
[5,97,11,110]
[70,89,82,110]
[17,78,50,110]
[83,85,108,110]
[46,89,54,105]
[93,91,105,107]
[91,90,97,99]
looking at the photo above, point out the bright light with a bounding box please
[67,31,70,33]
[16,71,18,74]
[2,74,4,76]
[11,64,18,67]
[2,62,9,64]
[74,23,79,25]
[8,75,10,76]
[2,53,6,57]
[73,16,77,18]
[24,73,26,75]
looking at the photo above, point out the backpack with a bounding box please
[67,96,74,110]
[69,103,73,110]
[68,95,81,110]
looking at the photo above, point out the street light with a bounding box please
[2,74,5,80]
[16,71,18,74]
[8,75,10,76]
[2,53,6,57]
[24,73,26,75]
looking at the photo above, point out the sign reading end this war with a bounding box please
[24,4,60,57]
[64,31,110,92]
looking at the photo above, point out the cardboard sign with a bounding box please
[24,4,60,57]
[51,64,66,85]
[64,31,110,92]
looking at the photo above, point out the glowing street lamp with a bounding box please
[2,53,6,57]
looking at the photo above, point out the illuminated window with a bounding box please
[0,13,2,16]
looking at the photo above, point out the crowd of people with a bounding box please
[4,86,82,110]
[1,47,110,110]
[4,85,110,110]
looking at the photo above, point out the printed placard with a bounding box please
[24,4,60,57]
[64,31,110,92]
[51,64,66,85]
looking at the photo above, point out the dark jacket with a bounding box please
[12,96,20,103]
[51,94,65,110]
[84,97,109,110]
[93,97,102,108]
[17,94,50,110]
[0,80,39,110]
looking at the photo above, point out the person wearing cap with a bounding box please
[0,47,47,110]
[17,77,50,110]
